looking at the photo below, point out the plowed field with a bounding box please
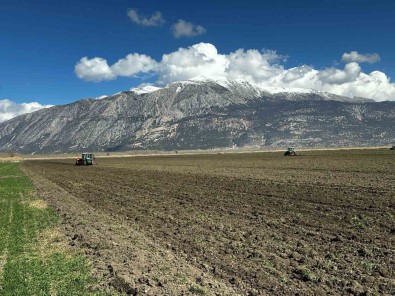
[22,149,395,295]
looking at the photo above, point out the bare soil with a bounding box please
[22,149,395,295]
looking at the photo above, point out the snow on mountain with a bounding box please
[129,76,373,104]
[131,85,162,95]
[0,77,390,153]
[170,76,373,103]
[95,95,109,100]
[260,86,315,94]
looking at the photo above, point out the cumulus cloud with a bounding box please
[127,9,165,27]
[158,43,227,83]
[226,49,284,82]
[111,54,158,76]
[342,51,380,64]
[75,54,158,82]
[319,71,395,100]
[75,43,395,101]
[318,62,361,84]
[0,99,52,123]
[75,57,115,81]
[172,20,206,38]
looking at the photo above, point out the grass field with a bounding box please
[20,149,395,295]
[0,162,110,295]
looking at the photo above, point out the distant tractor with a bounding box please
[75,153,95,166]
[284,147,298,156]
[391,145,395,150]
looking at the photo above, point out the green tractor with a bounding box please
[75,153,95,166]
[284,147,298,156]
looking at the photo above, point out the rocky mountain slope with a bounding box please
[0,78,394,153]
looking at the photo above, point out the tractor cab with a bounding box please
[75,153,95,166]
[284,147,298,156]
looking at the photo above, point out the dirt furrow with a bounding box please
[21,150,395,295]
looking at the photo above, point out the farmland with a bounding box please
[22,149,395,295]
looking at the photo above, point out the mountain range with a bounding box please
[0,77,394,153]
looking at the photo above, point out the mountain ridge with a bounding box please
[0,78,393,153]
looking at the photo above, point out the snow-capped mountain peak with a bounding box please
[131,85,162,95]
[0,77,391,153]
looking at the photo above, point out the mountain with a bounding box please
[0,77,394,153]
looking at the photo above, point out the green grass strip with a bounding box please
[0,162,107,295]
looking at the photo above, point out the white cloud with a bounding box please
[75,43,395,101]
[0,99,53,123]
[226,49,284,82]
[342,51,380,64]
[75,54,158,82]
[320,71,395,100]
[127,9,165,27]
[318,62,361,84]
[75,57,115,81]
[111,53,158,76]
[172,19,206,38]
[158,43,227,83]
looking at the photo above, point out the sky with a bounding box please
[1,0,395,121]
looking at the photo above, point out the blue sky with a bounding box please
[1,0,395,117]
